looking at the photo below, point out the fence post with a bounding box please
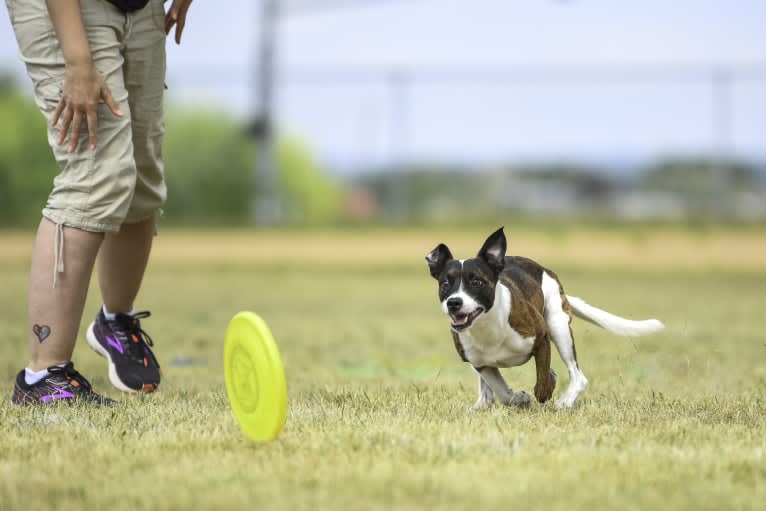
[252,0,282,224]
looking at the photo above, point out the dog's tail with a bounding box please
[566,295,664,337]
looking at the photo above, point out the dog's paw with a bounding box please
[468,400,494,414]
[509,391,531,408]
[554,396,576,409]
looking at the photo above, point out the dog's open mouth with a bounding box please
[450,308,484,331]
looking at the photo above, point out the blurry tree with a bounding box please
[510,164,613,200]
[0,90,344,227]
[640,157,764,217]
[163,109,254,224]
[641,157,761,195]
[0,75,56,226]
[277,138,343,225]
[359,167,484,222]
[162,108,344,225]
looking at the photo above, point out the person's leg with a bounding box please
[14,215,114,407]
[80,0,167,394]
[17,0,133,372]
[97,217,155,314]
[88,214,160,394]
[82,1,167,394]
[96,0,168,317]
[27,219,103,371]
[8,0,138,405]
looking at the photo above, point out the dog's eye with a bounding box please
[440,279,450,290]
[470,278,483,287]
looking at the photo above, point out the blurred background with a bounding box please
[1,0,765,227]
[2,6,765,508]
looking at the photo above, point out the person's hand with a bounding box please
[165,0,193,44]
[51,62,122,152]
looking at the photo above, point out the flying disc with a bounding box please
[224,311,287,443]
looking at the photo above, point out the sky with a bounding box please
[2,0,765,172]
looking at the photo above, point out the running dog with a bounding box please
[425,227,664,409]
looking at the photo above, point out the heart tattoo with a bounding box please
[33,324,51,343]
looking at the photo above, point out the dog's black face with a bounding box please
[426,228,507,332]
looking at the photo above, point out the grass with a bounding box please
[0,228,765,510]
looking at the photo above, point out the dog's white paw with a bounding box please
[468,397,495,413]
[468,402,493,414]
[554,396,576,409]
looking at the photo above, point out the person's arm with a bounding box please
[46,0,122,152]
[164,0,194,45]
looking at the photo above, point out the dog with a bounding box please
[425,227,664,409]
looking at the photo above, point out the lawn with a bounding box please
[0,227,764,510]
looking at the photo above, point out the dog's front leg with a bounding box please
[468,367,495,412]
[475,366,530,408]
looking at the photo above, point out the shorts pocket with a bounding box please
[47,143,97,214]
[151,0,167,33]
[35,75,65,113]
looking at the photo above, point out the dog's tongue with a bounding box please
[452,313,468,325]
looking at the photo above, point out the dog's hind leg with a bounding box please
[542,272,588,409]
[548,313,587,408]
[474,366,531,408]
[533,335,557,403]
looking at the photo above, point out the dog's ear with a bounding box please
[425,243,453,279]
[478,227,506,273]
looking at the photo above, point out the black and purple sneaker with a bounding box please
[86,309,161,393]
[11,362,115,406]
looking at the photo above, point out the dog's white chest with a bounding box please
[457,284,535,368]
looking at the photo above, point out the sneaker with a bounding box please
[11,362,115,406]
[86,309,161,393]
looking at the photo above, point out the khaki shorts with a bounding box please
[6,0,167,233]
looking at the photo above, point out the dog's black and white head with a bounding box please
[425,227,507,332]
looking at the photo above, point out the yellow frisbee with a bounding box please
[224,311,287,443]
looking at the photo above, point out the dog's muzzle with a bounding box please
[449,307,484,331]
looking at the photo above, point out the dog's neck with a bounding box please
[467,282,512,339]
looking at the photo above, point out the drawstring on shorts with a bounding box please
[52,223,65,288]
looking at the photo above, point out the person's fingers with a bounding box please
[165,16,175,35]
[175,15,185,44]
[165,5,177,34]
[177,2,192,44]
[167,1,191,44]
[102,85,123,117]
[86,105,98,150]
[51,99,65,128]
[68,109,83,153]
[57,106,73,146]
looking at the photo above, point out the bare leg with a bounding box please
[475,366,531,408]
[28,218,103,371]
[97,217,154,313]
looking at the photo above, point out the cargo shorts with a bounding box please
[5,0,167,233]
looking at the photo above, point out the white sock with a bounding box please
[24,367,50,385]
[103,305,135,320]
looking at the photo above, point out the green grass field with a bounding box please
[1,228,764,510]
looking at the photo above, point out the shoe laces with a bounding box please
[111,311,157,365]
[47,362,93,393]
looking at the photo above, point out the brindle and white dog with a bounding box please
[426,227,663,409]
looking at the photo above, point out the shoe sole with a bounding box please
[86,322,156,394]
